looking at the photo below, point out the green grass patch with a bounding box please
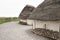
[0,17,19,24]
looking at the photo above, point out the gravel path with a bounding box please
[0,22,50,40]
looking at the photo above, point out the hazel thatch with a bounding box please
[29,0,60,21]
[19,5,35,19]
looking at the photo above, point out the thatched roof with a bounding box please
[19,5,35,19]
[29,0,60,21]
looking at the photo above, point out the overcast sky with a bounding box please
[0,0,44,17]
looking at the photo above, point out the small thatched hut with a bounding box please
[19,5,35,25]
[29,0,60,32]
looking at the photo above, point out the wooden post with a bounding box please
[34,20,36,28]
[45,24,46,30]
[44,24,46,30]
[32,20,36,29]
[44,24,47,36]
[32,21,34,29]
[32,20,34,29]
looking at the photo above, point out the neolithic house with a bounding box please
[19,5,35,25]
[29,0,60,32]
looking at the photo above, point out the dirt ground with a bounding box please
[0,22,51,40]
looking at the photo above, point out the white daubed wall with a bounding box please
[33,20,60,32]
[27,19,34,25]
[20,19,27,22]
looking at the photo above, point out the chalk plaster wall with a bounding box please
[20,19,27,22]
[33,20,60,32]
[27,19,34,25]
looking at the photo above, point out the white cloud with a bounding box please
[0,0,44,17]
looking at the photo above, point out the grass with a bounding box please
[0,17,19,24]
